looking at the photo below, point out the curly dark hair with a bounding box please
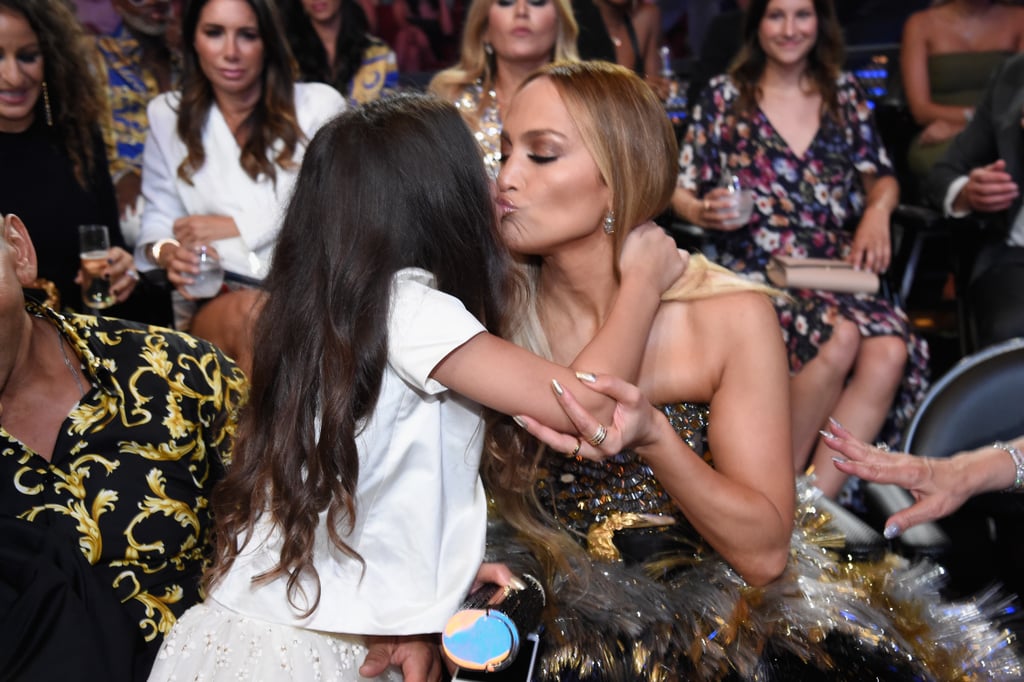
[281,0,373,96]
[176,0,301,184]
[1,0,105,188]
[730,0,845,119]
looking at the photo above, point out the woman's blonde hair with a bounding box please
[483,61,775,587]
[428,0,579,104]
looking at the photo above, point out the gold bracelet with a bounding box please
[992,442,1024,492]
[148,238,180,268]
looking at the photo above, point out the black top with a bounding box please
[686,9,744,108]
[573,0,616,63]
[0,119,122,311]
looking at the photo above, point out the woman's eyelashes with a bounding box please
[527,153,557,164]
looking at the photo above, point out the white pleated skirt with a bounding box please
[147,599,404,682]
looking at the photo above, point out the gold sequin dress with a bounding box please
[487,403,1022,681]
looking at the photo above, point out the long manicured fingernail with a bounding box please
[819,429,838,441]
[575,371,596,383]
[883,523,901,539]
[831,456,847,465]
[828,416,844,430]
[512,416,526,428]
[508,576,527,591]
[551,379,564,395]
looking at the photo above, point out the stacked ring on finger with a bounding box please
[587,424,608,447]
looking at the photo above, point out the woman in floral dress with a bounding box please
[673,0,929,500]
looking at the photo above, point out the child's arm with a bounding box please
[432,223,686,431]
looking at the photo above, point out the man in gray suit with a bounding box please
[927,53,1024,350]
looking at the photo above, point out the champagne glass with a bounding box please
[78,224,116,310]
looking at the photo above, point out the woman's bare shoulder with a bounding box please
[656,286,778,354]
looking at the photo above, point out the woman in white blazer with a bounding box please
[136,0,344,373]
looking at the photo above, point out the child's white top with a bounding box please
[211,267,489,634]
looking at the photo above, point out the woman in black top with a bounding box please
[0,0,149,317]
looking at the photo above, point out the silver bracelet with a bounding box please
[992,442,1024,492]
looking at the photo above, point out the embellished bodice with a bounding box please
[454,81,501,179]
[535,402,710,560]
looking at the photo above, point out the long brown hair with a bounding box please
[1,0,104,188]
[483,61,773,586]
[729,0,845,119]
[176,0,302,184]
[206,93,518,616]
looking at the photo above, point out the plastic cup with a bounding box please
[182,244,224,298]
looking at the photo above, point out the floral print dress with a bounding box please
[678,73,929,448]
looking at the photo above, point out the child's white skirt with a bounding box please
[147,599,404,682]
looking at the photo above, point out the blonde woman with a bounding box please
[428,0,578,176]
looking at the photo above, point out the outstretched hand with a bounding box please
[823,420,971,537]
[515,372,666,462]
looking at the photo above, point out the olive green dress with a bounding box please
[907,50,1013,182]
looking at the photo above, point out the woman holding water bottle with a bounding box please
[0,0,141,315]
[671,0,928,502]
[135,0,344,372]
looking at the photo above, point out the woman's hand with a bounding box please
[74,247,139,303]
[824,420,971,536]
[162,242,221,299]
[467,562,517,599]
[696,187,744,231]
[918,118,965,146]
[514,372,668,462]
[172,214,239,245]
[619,221,689,295]
[848,205,891,273]
[106,247,139,302]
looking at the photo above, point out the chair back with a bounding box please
[902,338,1024,456]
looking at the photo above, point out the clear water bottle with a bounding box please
[183,244,225,298]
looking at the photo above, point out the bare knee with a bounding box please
[189,289,262,373]
[855,335,908,387]
[811,320,861,375]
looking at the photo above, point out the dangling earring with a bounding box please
[484,41,494,56]
[603,210,615,235]
[42,81,53,127]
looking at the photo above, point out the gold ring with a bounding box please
[568,438,581,457]
[587,424,608,447]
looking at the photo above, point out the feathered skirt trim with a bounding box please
[485,481,1021,681]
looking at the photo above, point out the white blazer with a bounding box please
[136,82,345,278]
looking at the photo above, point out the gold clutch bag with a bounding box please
[766,255,880,294]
